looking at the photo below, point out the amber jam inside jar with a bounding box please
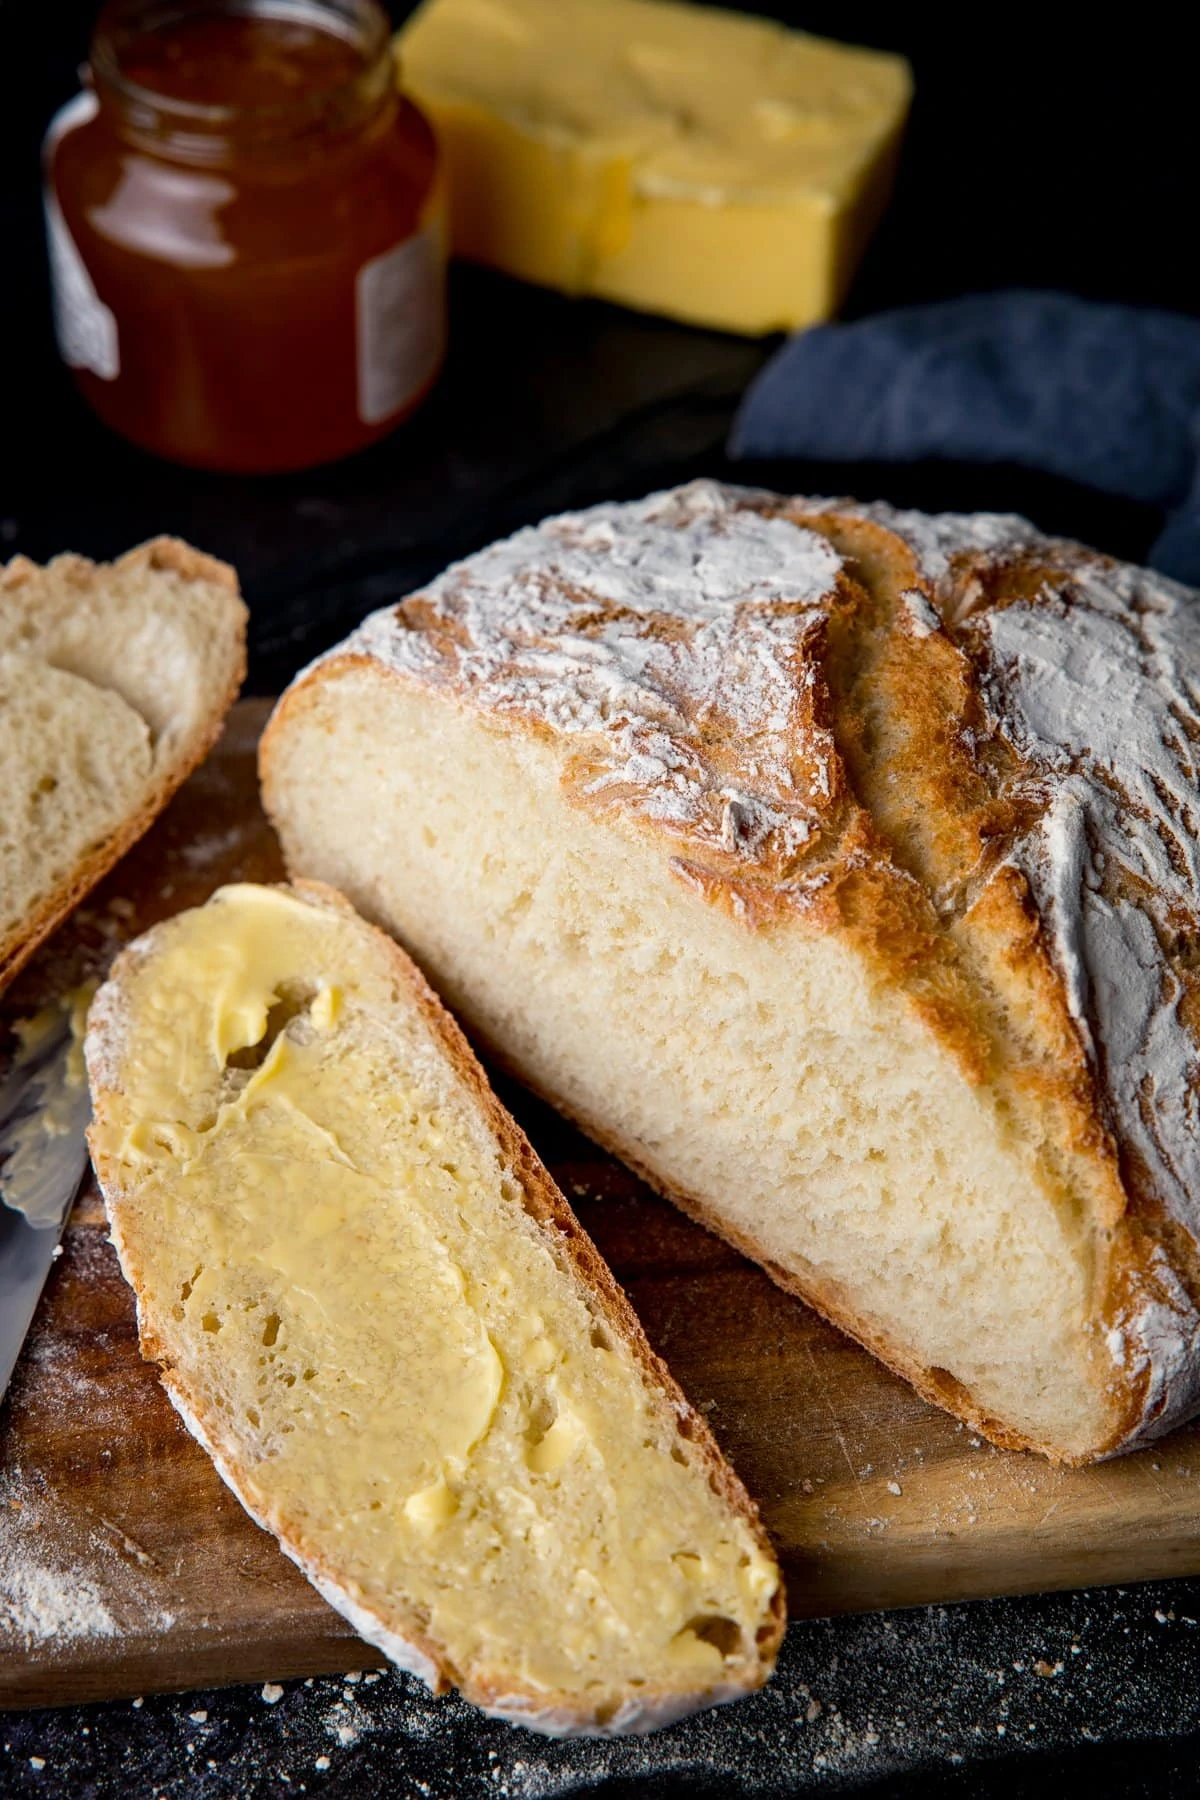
[45,0,444,473]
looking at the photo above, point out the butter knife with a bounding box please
[0,994,93,1405]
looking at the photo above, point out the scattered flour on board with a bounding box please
[0,1554,118,1647]
[0,1472,118,1648]
[0,1467,175,1652]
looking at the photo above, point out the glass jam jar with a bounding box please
[43,0,445,473]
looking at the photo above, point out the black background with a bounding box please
[3,3,1198,689]
[3,3,1200,1794]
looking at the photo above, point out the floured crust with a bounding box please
[261,482,1200,1461]
[0,537,247,994]
[86,879,784,1734]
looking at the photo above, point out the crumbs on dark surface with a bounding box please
[5,1581,1200,1798]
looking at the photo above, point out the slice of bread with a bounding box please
[259,479,1200,1466]
[84,881,784,1735]
[0,538,247,994]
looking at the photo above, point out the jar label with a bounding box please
[43,94,120,382]
[356,225,444,426]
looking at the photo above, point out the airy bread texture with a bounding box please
[0,537,247,994]
[261,481,1200,1465]
[85,881,783,1735]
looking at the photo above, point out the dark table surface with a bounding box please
[4,3,1200,1795]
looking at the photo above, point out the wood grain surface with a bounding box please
[3,700,1200,1710]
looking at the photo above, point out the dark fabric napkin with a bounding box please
[728,290,1200,584]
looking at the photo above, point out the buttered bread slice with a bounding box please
[85,882,783,1734]
[0,538,247,994]
[261,480,1200,1464]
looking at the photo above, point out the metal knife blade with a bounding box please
[0,997,92,1404]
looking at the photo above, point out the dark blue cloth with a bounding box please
[728,291,1200,585]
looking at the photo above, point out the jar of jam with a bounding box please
[43,0,445,473]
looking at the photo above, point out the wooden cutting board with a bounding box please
[4,699,1200,1710]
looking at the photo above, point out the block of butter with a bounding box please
[397,0,912,335]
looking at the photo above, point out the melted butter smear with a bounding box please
[120,889,503,1498]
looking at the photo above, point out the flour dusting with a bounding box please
[0,1467,177,1655]
[0,1473,116,1650]
[0,1544,118,1648]
[322,480,846,886]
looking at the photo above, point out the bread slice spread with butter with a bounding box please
[85,881,784,1735]
[261,479,1200,1465]
[0,538,247,995]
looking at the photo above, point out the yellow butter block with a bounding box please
[397,0,912,336]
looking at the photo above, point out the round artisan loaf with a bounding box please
[260,480,1200,1464]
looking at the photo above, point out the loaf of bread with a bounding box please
[261,480,1200,1465]
[85,881,783,1733]
[0,538,247,994]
